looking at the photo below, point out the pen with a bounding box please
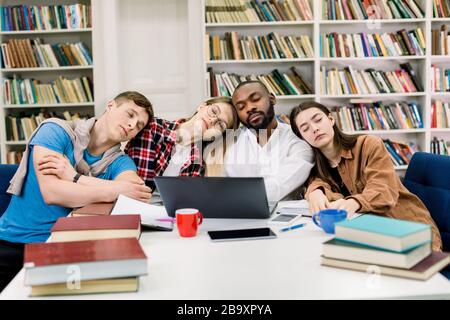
[156,218,176,222]
[279,223,306,233]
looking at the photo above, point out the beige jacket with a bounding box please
[305,135,442,251]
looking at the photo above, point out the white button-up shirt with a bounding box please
[224,122,314,202]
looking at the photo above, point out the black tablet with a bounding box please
[208,228,277,242]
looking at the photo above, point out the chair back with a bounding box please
[404,152,450,252]
[0,164,18,216]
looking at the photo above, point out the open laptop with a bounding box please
[153,177,277,219]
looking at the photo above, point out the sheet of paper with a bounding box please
[276,200,311,216]
[111,194,173,230]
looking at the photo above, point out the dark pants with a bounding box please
[0,240,24,292]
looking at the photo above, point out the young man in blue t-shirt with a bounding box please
[0,91,153,291]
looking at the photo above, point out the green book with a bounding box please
[323,238,431,269]
[334,214,432,253]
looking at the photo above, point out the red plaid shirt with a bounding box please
[125,117,204,190]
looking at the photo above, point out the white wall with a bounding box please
[92,0,204,120]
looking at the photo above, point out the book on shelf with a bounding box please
[50,214,142,243]
[322,0,424,20]
[205,0,313,24]
[331,101,423,132]
[433,0,450,18]
[30,276,139,297]
[431,137,450,156]
[323,238,432,269]
[320,63,422,95]
[206,32,314,61]
[5,110,89,142]
[6,150,23,164]
[1,76,94,105]
[431,24,450,55]
[71,202,115,217]
[0,4,92,31]
[431,100,450,128]
[24,238,148,286]
[431,65,450,92]
[320,27,425,58]
[0,38,92,68]
[111,194,173,231]
[383,139,419,166]
[207,66,313,97]
[321,251,450,281]
[334,214,432,253]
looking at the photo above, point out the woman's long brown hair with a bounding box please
[290,102,359,192]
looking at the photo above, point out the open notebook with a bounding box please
[111,194,173,231]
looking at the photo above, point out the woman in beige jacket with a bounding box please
[289,102,442,251]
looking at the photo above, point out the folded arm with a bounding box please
[35,147,151,207]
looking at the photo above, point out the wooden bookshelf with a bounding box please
[0,0,95,164]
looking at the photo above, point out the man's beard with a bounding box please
[244,102,275,130]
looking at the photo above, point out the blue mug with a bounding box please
[312,209,347,234]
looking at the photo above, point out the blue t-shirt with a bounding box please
[0,123,137,244]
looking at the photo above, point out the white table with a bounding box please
[1,216,450,300]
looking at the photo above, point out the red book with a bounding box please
[70,202,114,217]
[50,214,141,242]
[24,238,148,286]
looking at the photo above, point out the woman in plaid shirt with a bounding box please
[125,97,239,190]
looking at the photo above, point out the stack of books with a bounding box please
[24,237,148,297]
[321,214,450,280]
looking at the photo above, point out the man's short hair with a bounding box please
[114,91,154,120]
[233,80,270,95]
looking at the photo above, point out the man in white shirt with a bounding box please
[224,80,314,202]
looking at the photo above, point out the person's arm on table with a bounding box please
[34,146,151,207]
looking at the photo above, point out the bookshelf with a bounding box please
[0,0,94,164]
[430,0,450,156]
[201,0,450,170]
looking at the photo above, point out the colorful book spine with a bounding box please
[207,67,313,97]
[323,0,424,20]
[0,4,91,31]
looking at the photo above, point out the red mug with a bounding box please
[176,208,203,237]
